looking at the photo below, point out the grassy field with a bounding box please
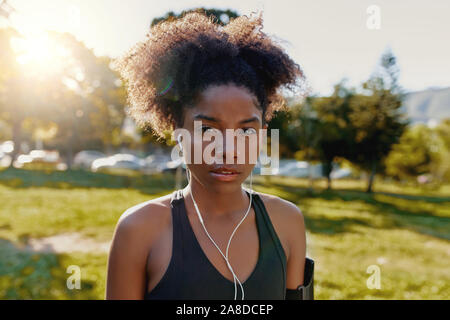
[0,167,449,299]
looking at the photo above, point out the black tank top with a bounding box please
[144,189,287,300]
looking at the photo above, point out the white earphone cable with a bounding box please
[178,136,255,299]
[185,166,254,300]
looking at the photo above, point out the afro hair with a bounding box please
[113,10,305,140]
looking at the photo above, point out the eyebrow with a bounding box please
[193,114,260,124]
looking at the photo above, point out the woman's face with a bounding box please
[180,84,267,193]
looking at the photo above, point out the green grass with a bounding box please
[0,167,449,299]
[0,168,176,242]
[0,239,107,299]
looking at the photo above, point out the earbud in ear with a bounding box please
[177,135,183,151]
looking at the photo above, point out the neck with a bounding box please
[182,178,251,220]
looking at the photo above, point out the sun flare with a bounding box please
[10,31,70,74]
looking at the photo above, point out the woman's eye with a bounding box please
[202,126,219,134]
[202,127,256,135]
[242,128,257,135]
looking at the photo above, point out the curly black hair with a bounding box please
[113,10,305,140]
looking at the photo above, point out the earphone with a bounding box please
[177,135,254,300]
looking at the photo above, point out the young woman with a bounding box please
[106,11,313,300]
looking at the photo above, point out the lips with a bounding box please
[209,166,241,182]
[209,166,240,174]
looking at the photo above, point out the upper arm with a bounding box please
[282,201,306,289]
[105,204,163,300]
[259,193,307,290]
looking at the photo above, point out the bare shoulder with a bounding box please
[106,192,174,299]
[118,193,172,225]
[254,191,306,259]
[112,193,173,248]
[256,191,304,223]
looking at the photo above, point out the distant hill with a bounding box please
[402,87,450,125]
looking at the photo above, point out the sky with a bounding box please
[3,0,450,96]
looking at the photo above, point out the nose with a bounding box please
[214,130,244,165]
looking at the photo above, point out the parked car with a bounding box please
[0,141,14,154]
[91,153,145,174]
[161,158,186,173]
[0,151,12,167]
[277,160,308,177]
[330,167,353,179]
[276,160,323,178]
[142,153,172,174]
[73,150,107,170]
[13,149,67,170]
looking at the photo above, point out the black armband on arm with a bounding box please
[285,257,314,300]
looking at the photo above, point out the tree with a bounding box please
[346,49,409,192]
[307,82,356,189]
[281,82,356,190]
[434,118,450,182]
[151,8,239,27]
[269,82,356,190]
[45,32,127,162]
[385,119,450,184]
[0,27,34,165]
[0,29,127,168]
[384,124,437,180]
[267,108,300,159]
